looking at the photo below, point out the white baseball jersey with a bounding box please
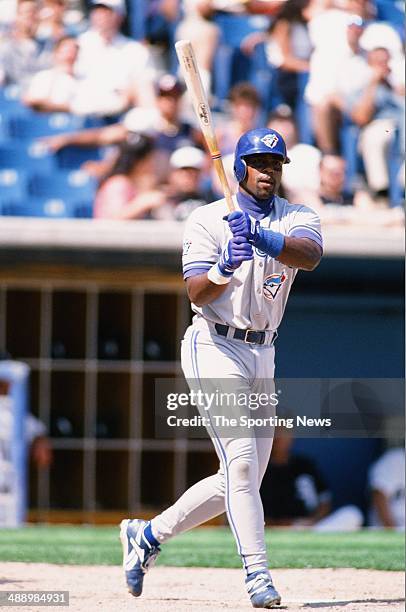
[182,194,323,331]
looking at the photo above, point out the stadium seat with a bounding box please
[0,87,31,140]
[214,13,269,49]
[1,197,76,218]
[28,170,97,200]
[375,0,405,39]
[0,85,27,115]
[8,112,84,140]
[56,145,103,170]
[212,14,269,107]
[212,44,236,107]
[0,142,55,172]
[249,42,282,114]
[74,200,94,218]
[0,169,28,200]
[0,116,10,142]
[295,72,313,145]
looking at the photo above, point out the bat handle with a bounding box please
[212,157,235,212]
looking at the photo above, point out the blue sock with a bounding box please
[143,521,160,547]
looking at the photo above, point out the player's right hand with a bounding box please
[218,236,253,275]
[224,211,259,244]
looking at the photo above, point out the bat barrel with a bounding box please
[175,40,235,212]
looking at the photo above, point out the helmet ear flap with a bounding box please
[234,157,247,183]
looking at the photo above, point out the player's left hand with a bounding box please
[224,211,259,243]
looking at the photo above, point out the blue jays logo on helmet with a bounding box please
[261,133,279,149]
[263,271,287,301]
[234,128,290,183]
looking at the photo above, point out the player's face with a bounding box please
[242,154,283,200]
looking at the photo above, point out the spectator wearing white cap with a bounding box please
[74,0,157,115]
[153,146,213,221]
[124,74,199,154]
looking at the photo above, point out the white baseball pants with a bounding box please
[151,318,276,575]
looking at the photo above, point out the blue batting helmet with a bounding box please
[233,128,290,183]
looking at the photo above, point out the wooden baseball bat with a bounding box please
[175,40,235,212]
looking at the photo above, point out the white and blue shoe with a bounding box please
[120,519,161,597]
[246,570,281,609]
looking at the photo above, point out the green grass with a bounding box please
[0,526,403,571]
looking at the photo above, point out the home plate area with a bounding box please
[0,564,404,612]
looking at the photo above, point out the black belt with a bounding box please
[215,323,268,345]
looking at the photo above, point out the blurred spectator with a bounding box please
[332,14,367,105]
[27,414,53,469]
[0,0,51,90]
[93,137,166,219]
[304,0,373,153]
[0,378,53,470]
[203,0,282,16]
[174,0,280,94]
[300,153,367,211]
[23,34,80,113]
[0,1,16,33]
[261,431,332,526]
[41,73,199,177]
[244,0,312,110]
[346,47,404,203]
[37,0,69,43]
[266,0,312,113]
[316,154,352,206]
[368,447,405,529]
[359,20,404,61]
[268,107,398,216]
[74,0,156,115]
[144,0,179,70]
[153,145,213,220]
[148,73,198,153]
[267,105,321,202]
[324,13,374,131]
[216,82,261,154]
[261,430,363,530]
[175,0,221,93]
[209,151,238,200]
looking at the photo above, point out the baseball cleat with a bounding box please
[246,570,281,609]
[120,518,161,597]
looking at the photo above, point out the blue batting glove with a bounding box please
[224,211,284,258]
[218,236,254,276]
[224,211,259,243]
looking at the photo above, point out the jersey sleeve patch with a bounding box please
[182,214,219,275]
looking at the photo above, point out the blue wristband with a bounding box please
[254,227,285,258]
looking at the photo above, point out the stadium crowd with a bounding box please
[0,0,404,222]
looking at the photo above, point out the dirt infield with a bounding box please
[0,563,404,612]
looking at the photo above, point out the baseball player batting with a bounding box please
[120,127,323,608]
